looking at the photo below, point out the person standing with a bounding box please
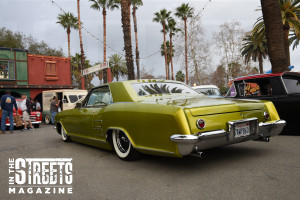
[20,94,34,131]
[1,90,18,134]
[35,99,41,111]
[30,98,36,111]
[50,96,60,127]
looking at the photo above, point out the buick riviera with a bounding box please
[55,80,286,161]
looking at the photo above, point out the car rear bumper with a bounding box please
[170,119,286,157]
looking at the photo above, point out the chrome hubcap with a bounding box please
[116,131,129,153]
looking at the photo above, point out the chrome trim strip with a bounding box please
[280,75,289,94]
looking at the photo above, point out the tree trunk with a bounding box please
[260,0,288,73]
[258,53,263,74]
[184,18,188,85]
[132,6,140,79]
[283,26,291,67]
[163,24,168,80]
[77,0,85,89]
[67,28,71,58]
[169,33,174,80]
[121,0,135,80]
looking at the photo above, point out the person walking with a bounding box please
[20,94,34,131]
[1,90,18,134]
[50,96,60,128]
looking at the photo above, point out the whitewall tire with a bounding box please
[112,130,140,161]
[61,125,71,142]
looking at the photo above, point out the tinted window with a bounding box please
[283,76,300,93]
[132,82,198,96]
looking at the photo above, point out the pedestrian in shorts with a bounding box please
[20,94,34,131]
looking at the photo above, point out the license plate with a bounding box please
[234,122,250,138]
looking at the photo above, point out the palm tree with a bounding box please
[131,0,143,79]
[289,32,300,50]
[240,33,268,74]
[254,0,300,71]
[165,17,180,80]
[160,41,174,79]
[77,0,85,89]
[109,54,128,81]
[153,9,171,80]
[120,0,135,80]
[175,3,193,85]
[89,0,119,83]
[56,12,78,58]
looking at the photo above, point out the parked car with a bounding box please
[192,85,222,97]
[225,72,300,134]
[55,80,285,161]
[1,99,42,128]
[42,89,87,124]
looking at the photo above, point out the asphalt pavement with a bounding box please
[0,125,299,200]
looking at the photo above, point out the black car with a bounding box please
[226,72,300,134]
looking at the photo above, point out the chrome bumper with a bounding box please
[6,121,41,126]
[170,119,286,157]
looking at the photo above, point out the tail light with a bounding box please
[264,112,270,120]
[196,119,206,129]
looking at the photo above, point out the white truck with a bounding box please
[42,89,87,124]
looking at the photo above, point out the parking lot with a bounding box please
[0,125,299,200]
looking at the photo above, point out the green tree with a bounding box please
[0,28,63,57]
[131,0,143,79]
[240,33,268,74]
[175,3,193,85]
[165,17,180,80]
[175,70,185,82]
[56,12,79,58]
[120,0,135,80]
[109,54,128,81]
[254,0,300,70]
[153,9,171,80]
[0,28,25,49]
[71,53,95,90]
[89,0,119,83]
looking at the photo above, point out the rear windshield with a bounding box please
[132,82,198,96]
[283,76,300,93]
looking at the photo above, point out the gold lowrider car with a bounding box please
[55,80,286,161]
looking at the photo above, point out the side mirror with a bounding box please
[75,102,82,108]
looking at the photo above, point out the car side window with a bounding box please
[85,86,113,107]
[283,76,300,94]
[226,84,237,97]
[245,82,261,96]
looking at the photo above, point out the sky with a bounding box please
[1,0,299,85]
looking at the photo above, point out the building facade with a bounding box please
[0,47,72,103]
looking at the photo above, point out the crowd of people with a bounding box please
[0,90,42,134]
